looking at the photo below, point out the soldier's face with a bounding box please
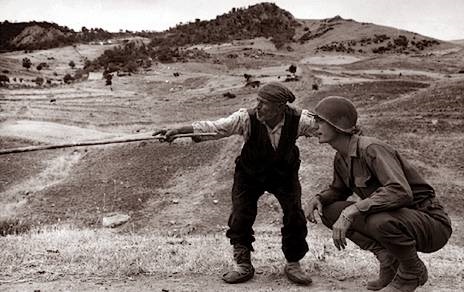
[315,118,338,144]
[256,97,282,123]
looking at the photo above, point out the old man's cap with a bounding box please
[258,82,296,104]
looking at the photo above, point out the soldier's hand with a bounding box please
[332,212,352,251]
[306,195,323,224]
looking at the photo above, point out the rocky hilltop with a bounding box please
[1,2,450,55]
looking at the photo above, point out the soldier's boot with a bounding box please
[284,261,313,285]
[381,254,428,292]
[222,244,255,284]
[367,248,399,290]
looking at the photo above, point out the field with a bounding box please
[1,37,464,291]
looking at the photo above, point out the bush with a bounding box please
[22,57,32,70]
[83,59,92,69]
[34,76,44,86]
[105,74,113,86]
[394,35,409,47]
[0,74,9,83]
[0,218,30,236]
[63,73,74,84]
[288,64,297,74]
[0,74,9,87]
[73,68,88,80]
[123,60,138,73]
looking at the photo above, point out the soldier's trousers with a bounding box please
[321,200,452,258]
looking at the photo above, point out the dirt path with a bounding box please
[1,274,458,292]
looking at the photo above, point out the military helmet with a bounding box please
[314,96,358,134]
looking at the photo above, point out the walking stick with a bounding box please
[0,133,217,155]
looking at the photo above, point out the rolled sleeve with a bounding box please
[354,144,413,213]
[192,108,250,140]
[298,109,317,137]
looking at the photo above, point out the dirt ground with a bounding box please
[1,37,464,290]
[2,274,457,292]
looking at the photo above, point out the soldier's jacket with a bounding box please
[318,135,451,228]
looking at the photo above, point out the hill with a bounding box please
[0,21,114,52]
[450,39,464,45]
[2,2,452,61]
[89,3,455,74]
[149,2,299,50]
[294,16,447,55]
[1,2,455,79]
[0,21,75,52]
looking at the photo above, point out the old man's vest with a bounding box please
[236,106,301,182]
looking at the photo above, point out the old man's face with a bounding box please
[256,97,283,123]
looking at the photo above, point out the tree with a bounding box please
[22,58,32,70]
[288,64,297,74]
[105,73,113,86]
[37,62,48,70]
[69,60,76,69]
[63,74,74,84]
[34,77,44,86]
[0,74,9,87]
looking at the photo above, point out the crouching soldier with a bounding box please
[306,96,452,292]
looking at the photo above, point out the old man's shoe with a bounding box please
[222,244,254,284]
[222,263,255,284]
[284,262,313,285]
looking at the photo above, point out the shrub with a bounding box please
[0,74,9,82]
[22,57,32,70]
[73,68,88,80]
[0,74,9,87]
[0,218,30,236]
[34,76,44,86]
[63,73,74,84]
[104,72,113,86]
[394,35,409,47]
[288,64,297,74]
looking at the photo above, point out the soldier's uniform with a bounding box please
[311,95,452,292]
[318,135,452,257]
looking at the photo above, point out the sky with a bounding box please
[1,0,464,41]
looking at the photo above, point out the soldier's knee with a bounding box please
[365,213,399,238]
